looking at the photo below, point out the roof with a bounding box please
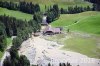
[43,26,61,33]
[53,28,61,33]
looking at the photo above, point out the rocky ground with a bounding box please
[18,35,100,66]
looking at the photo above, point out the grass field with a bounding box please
[39,1,92,11]
[51,11,100,35]
[50,11,100,58]
[0,51,4,59]
[63,37,99,58]
[0,38,12,59]
[0,0,92,11]
[7,38,12,46]
[0,7,33,21]
[44,32,100,58]
[69,14,100,35]
[0,0,90,4]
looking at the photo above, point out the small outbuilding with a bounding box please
[41,15,48,26]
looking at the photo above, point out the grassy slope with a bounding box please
[69,14,100,35]
[0,38,12,58]
[0,0,86,3]
[33,0,92,10]
[51,11,100,58]
[0,7,33,21]
[7,38,12,46]
[51,11,100,35]
[44,33,100,58]
[63,37,98,58]
[0,0,92,11]
[0,51,4,59]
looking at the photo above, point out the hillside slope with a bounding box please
[69,14,100,35]
[0,7,33,21]
[51,11,100,35]
[0,0,90,5]
[0,0,92,11]
[0,0,84,3]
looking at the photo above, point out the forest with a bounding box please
[0,14,41,66]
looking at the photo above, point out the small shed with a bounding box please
[41,15,48,26]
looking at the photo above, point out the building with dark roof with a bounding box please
[43,26,61,35]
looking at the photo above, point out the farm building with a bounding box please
[43,26,62,35]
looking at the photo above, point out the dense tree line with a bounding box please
[59,62,72,66]
[3,48,30,66]
[19,2,40,14]
[32,62,72,66]
[60,5,92,14]
[0,15,29,37]
[85,0,100,11]
[0,1,40,14]
[0,14,41,49]
[0,14,41,66]
[0,22,7,51]
[46,4,60,23]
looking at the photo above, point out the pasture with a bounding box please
[0,7,33,21]
[50,11,100,58]
[51,11,100,35]
[0,38,12,58]
[0,0,92,11]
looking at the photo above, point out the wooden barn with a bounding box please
[43,26,61,35]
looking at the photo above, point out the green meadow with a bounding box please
[0,38,12,58]
[51,11,100,35]
[0,7,33,21]
[69,14,100,35]
[50,11,100,58]
[0,0,92,11]
[63,36,100,58]
[44,32,100,58]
